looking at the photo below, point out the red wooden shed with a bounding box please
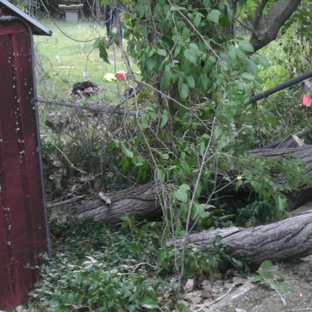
[0,1,52,309]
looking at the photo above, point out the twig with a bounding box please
[262,276,287,307]
[47,195,85,208]
[131,262,159,272]
[194,283,237,311]
[51,142,87,175]
[235,17,258,36]
[177,117,217,296]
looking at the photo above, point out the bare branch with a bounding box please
[252,0,269,31]
[47,195,85,209]
[33,97,140,116]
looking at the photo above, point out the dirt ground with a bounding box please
[180,256,312,312]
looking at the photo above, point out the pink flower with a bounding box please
[115,71,127,81]
[302,94,312,107]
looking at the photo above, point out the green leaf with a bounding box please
[241,73,255,81]
[189,43,201,55]
[228,45,237,60]
[161,153,169,160]
[174,184,190,203]
[181,27,190,41]
[160,66,172,90]
[246,59,259,75]
[239,40,254,53]
[148,48,156,57]
[156,168,167,182]
[184,49,197,65]
[129,242,139,254]
[235,179,243,191]
[208,55,217,63]
[121,144,134,158]
[207,9,221,24]
[158,249,167,261]
[255,54,270,68]
[248,275,263,283]
[276,196,286,212]
[160,109,169,128]
[176,302,192,312]
[257,260,273,280]
[181,162,191,175]
[199,73,209,90]
[186,75,195,88]
[141,297,159,308]
[145,57,158,72]
[194,13,203,27]
[253,79,263,91]
[192,204,213,220]
[157,48,167,56]
[179,83,189,100]
[94,38,110,64]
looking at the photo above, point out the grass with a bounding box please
[34,19,135,98]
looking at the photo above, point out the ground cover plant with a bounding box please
[28,219,177,312]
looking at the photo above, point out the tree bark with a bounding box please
[76,180,162,224]
[170,207,312,264]
[248,0,303,53]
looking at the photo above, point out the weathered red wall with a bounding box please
[0,18,49,310]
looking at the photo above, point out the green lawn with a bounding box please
[34,19,134,99]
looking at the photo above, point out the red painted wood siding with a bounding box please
[0,19,49,310]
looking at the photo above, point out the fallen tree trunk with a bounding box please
[171,206,312,264]
[76,180,162,223]
[215,142,312,211]
[74,144,312,224]
[69,141,312,264]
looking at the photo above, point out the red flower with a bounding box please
[115,71,127,81]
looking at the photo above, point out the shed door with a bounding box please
[0,20,49,310]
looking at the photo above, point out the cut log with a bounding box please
[171,207,312,264]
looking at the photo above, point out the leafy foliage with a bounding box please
[28,218,241,311]
[30,219,171,311]
[104,0,312,232]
